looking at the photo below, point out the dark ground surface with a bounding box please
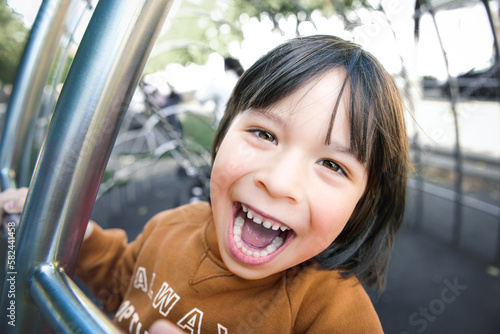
[90,158,500,334]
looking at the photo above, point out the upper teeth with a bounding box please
[241,204,290,232]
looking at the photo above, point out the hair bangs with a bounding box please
[322,49,375,166]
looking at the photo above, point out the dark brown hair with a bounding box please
[212,35,408,291]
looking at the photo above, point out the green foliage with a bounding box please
[0,0,371,82]
[144,0,369,75]
[0,0,28,85]
[46,46,74,87]
[231,0,336,20]
[178,112,215,150]
[145,0,243,73]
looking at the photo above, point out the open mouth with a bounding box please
[229,202,295,263]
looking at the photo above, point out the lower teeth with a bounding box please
[233,217,284,257]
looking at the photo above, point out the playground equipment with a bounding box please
[0,0,173,331]
[0,0,498,332]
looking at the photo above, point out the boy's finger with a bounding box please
[3,198,25,213]
[149,320,186,334]
[0,187,28,214]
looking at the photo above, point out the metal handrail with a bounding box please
[0,0,173,332]
[21,0,99,187]
[0,0,72,191]
[30,264,121,333]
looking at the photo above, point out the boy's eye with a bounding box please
[250,129,277,144]
[318,159,346,176]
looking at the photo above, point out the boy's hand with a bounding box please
[0,187,28,216]
[0,187,96,240]
[149,320,187,334]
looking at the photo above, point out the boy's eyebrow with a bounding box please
[327,141,362,163]
[246,109,288,127]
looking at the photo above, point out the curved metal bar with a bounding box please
[0,0,174,332]
[482,0,499,62]
[417,0,464,247]
[0,0,72,190]
[18,0,97,188]
[31,264,121,333]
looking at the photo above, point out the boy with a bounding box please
[1,35,408,333]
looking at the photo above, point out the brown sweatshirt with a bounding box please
[76,201,383,333]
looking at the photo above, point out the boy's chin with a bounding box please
[223,260,281,281]
[219,245,294,281]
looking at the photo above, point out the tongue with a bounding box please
[241,218,281,248]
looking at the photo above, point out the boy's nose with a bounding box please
[254,151,304,203]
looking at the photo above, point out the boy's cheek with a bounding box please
[235,141,258,163]
[309,219,349,255]
[220,133,259,163]
[211,142,256,188]
[209,159,241,200]
[210,173,228,200]
[309,233,338,256]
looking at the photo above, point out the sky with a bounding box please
[7,0,41,26]
[6,0,498,81]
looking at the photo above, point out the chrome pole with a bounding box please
[1,0,173,332]
[0,0,72,190]
[30,264,121,333]
[0,0,73,329]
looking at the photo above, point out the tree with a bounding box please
[230,0,368,32]
[144,0,370,74]
[0,0,28,85]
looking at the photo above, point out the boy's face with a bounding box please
[210,70,368,280]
